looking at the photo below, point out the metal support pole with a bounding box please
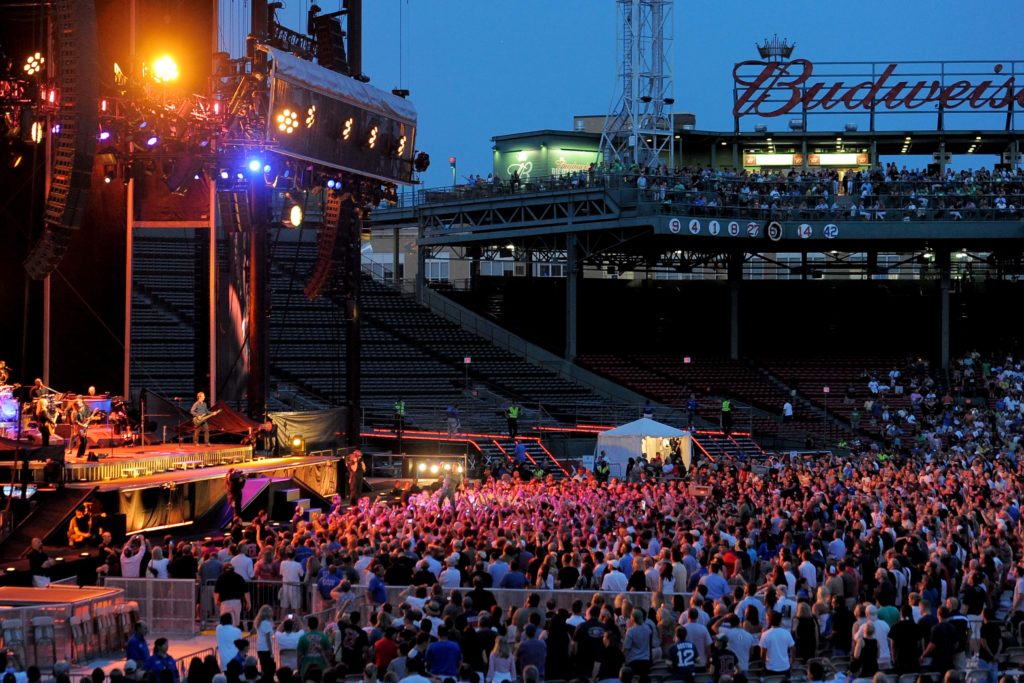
[728,251,742,360]
[938,247,951,370]
[342,203,362,448]
[565,234,579,361]
[392,226,400,286]
[208,179,217,404]
[123,179,134,399]
[247,183,269,418]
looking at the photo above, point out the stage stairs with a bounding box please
[0,487,96,561]
[690,430,764,463]
[476,437,569,478]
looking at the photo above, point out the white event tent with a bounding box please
[595,418,691,478]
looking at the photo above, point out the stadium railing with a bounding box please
[387,170,1023,223]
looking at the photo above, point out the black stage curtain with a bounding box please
[269,408,345,452]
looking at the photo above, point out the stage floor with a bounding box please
[24,443,255,484]
[69,453,338,491]
[0,585,121,607]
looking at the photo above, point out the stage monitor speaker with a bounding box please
[32,445,65,461]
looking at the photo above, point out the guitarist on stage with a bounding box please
[190,391,212,446]
[71,397,92,458]
[35,396,57,447]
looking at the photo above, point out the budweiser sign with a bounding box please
[733,59,1023,118]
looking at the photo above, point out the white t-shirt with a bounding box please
[683,621,712,666]
[256,619,274,651]
[148,558,169,579]
[120,548,145,578]
[798,560,817,589]
[280,559,304,584]
[601,569,627,593]
[759,627,794,672]
[722,626,756,672]
[275,629,304,650]
[216,623,243,666]
[439,567,461,589]
[230,554,255,581]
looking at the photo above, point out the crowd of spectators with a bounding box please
[19,350,1024,683]
[625,164,1024,223]
[431,162,1024,224]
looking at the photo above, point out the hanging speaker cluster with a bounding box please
[24,0,99,280]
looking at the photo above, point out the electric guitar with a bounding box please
[75,409,101,438]
[193,409,222,426]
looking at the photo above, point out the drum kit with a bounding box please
[0,380,141,446]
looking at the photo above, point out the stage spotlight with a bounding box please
[145,135,159,147]
[220,170,229,180]
[9,154,23,169]
[305,105,316,128]
[417,462,427,473]
[286,203,303,228]
[103,166,116,184]
[248,159,262,172]
[151,55,179,83]
[290,434,305,455]
[276,108,298,135]
[236,172,244,180]
[23,52,44,76]
[443,462,452,471]
[326,178,337,189]
[29,121,44,144]
[98,131,111,141]
[429,464,439,474]
[413,152,430,173]
[456,464,464,474]
[50,124,60,135]
[340,117,353,141]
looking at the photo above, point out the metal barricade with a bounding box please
[102,577,198,635]
[200,579,321,630]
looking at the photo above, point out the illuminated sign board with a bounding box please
[265,47,417,185]
[809,153,869,166]
[493,146,600,181]
[733,58,1024,121]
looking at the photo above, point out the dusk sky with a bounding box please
[221,0,1024,188]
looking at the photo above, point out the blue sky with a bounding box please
[223,0,1024,187]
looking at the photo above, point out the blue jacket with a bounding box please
[126,634,150,664]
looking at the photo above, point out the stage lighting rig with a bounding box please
[276,107,298,134]
[413,151,430,173]
[23,53,44,77]
[150,56,180,83]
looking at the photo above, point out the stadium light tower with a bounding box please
[600,0,674,171]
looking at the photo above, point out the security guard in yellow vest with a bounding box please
[595,451,610,484]
[506,402,520,439]
[721,398,733,436]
